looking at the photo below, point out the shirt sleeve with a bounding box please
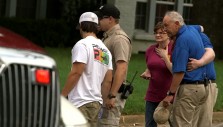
[71,42,88,64]
[108,53,113,70]
[200,33,213,48]
[112,36,131,63]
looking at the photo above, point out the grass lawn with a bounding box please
[45,47,223,115]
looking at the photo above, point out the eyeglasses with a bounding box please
[99,16,110,20]
[154,32,167,35]
[102,16,110,19]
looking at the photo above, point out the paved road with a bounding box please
[120,112,223,127]
[120,122,223,127]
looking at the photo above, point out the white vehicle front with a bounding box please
[0,47,88,127]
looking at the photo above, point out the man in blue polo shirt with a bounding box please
[187,32,218,127]
[162,11,210,127]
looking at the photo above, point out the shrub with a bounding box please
[0,18,81,47]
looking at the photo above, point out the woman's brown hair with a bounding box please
[154,22,165,33]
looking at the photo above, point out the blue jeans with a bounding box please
[145,101,159,127]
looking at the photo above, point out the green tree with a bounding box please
[60,0,106,46]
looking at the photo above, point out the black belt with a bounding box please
[180,81,205,85]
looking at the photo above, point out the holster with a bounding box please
[118,83,126,93]
[204,77,208,87]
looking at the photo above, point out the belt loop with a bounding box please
[209,80,216,84]
[209,80,212,84]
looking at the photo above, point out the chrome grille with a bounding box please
[0,64,60,127]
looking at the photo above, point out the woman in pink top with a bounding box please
[140,22,173,127]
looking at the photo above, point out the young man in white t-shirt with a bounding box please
[61,12,113,127]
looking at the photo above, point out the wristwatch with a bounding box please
[107,93,116,99]
[167,91,175,96]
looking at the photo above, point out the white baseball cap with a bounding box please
[79,12,98,24]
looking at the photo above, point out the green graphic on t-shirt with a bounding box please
[93,44,109,65]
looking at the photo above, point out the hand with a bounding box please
[155,47,168,60]
[163,95,174,108]
[187,58,202,71]
[105,98,115,110]
[140,71,151,80]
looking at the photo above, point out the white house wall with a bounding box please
[114,0,156,54]
[113,0,191,54]
[114,0,137,39]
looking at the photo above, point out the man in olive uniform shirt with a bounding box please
[96,4,132,127]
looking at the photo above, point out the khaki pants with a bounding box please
[193,81,218,127]
[172,84,208,127]
[79,101,101,127]
[98,93,126,127]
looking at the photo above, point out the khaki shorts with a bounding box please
[79,101,101,127]
[98,93,126,127]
